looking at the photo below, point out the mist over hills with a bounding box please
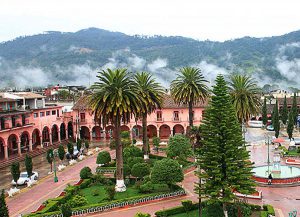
[1,27,300,88]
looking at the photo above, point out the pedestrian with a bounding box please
[268,173,273,185]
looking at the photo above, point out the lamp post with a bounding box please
[50,149,58,183]
[75,115,79,143]
[265,134,270,175]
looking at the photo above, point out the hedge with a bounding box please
[155,202,263,217]
[25,183,185,217]
[263,204,275,216]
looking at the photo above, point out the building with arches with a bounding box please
[0,92,73,160]
[72,95,206,142]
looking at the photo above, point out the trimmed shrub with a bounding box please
[80,167,92,179]
[67,142,74,155]
[128,157,144,168]
[58,145,65,161]
[84,140,90,150]
[67,195,87,208]
[10,162,20,183]
[134,212,151,217]
[60,203,72,217]
[131,163,150,179]
[263,204,275,215]
[123,164,131,178]
[96,151,111,165]
[124,146,143,162]
[181,200,193,213]
[228,202,252,217]
[105,186,115,201]
[76,139,82,152]
[151,158,184,185]
[25,155,33,177]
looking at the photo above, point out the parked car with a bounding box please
[66,146,82,159]
[11,171,39,185]
[266,125,274,131]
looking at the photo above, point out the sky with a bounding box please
[1,0,300,42]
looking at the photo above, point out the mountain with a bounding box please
[1,27,300,88]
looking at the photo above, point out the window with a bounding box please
[9,102,15,110]
[173,111,179,121]
[34,113,38,118]
[80,113,86,121]
[46,111,50,116]
[40,112,45,117]
[156,111,162,121]
[52,110,56,115]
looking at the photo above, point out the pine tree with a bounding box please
[196,75,255,217]
[262,98,268,126]
[273,100,280,138]
[280,96,288,125]
[287,112,294,140]
[291,93,298,125]
[0,190,9,217]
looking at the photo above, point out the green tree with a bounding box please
[196,75,255,217]
[84,140,90,151]
[25,155,33,177]
[89,68,140,192]
[228,74,261,124]
[96,151,111,166]
[167,134,193,161]
[171,67,209,127]
[76,139,82,153]
[46,149,54,172]
[273,100,280,138]
[151,158,184,186]
[58,90,70,100]
[292,93,298,125]
[131,163,150,179]
[281,96,288,125]
[123,146,143,162]
[67,142,74,156]
[262,98,268,126]
[10,162,20,183]
[152,136,160,153]
[80,167,93,179]
[58,145,65,162]
[60,203,72,217]
[0,190,9,217]
[134,72,164,160]
[287,112,294,140]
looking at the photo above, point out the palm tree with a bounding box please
[170,67,209,128]
[228,74,262,124]
[134,72,165,160]
[89,68,140,192]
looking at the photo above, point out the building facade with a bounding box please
[0,92,73,160]
[72,95,206,141]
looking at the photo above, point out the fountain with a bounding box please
[252,136,300,185]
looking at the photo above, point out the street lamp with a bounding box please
[50,149,58,183]
[265,134,271,175]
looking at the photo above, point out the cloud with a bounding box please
[275,42,300,85]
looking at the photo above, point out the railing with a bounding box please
[156,118,164,122]
[173,117,181,122]
[79,119,87,124]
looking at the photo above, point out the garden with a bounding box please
[25,133,193,217]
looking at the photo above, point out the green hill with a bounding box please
[0,27,300,87]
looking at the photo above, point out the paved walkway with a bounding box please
[7,147,114,217]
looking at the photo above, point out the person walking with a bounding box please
[268,173,273,185]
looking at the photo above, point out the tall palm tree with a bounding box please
[170,67,209,128]
[89,68,140,192]
[228,74,262,124]
[134,72,165,160]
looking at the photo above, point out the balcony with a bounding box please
[173,117,181,122]
[156,118,164,122]
[79,119,87,124]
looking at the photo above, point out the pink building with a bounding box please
[72,95,206,141]
[0,92,73,160]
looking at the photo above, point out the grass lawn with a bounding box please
[80,184,143,204]
[170,209,208,217]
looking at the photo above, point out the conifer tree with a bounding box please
[273,100,280,138]
[287,112,294,140]
[25,155,33,177]
[196,75,255,217]
[280,96,288,125]
[0,190,9,217]
[262,98,268,126]
[291,93,298,125]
